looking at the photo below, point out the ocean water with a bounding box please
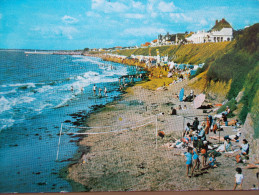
[0,50,144,193]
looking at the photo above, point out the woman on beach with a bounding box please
[216,138,232,152]
[191,148,200,176]
[239,139,249,156]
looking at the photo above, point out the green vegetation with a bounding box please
[217,98,237,118]
[110,23,259,136]
[116,42,231,65]
[207,23,259,130]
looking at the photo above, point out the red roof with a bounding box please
[142,42,151,47]
[152,39,157,43]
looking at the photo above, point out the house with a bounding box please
[141,42,151,47]
[157,32,187,45]
[186,18,233,43]
[151,39,158,46]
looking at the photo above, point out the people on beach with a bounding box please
[184,147,193,177]
[104,86,107,96]
[171,107,177,115]
[221,113,228,126]
[192,117,199,131]
[239,139,249,156]
[208,153,217,168]
[216,138,232,152]
[93,84,96,96]
[98,87,102,97]
[201,141,208,168]
[233,167,244,190]
[191,148,200,176]
[183,123,191,137]
[71,86,74,93]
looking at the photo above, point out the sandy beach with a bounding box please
[63,67,259,191]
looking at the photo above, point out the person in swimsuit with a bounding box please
[192,148,200,175]
[184,147,193,177]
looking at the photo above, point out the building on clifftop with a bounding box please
[186,18,233,43]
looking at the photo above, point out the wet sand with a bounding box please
[64,73,258,192]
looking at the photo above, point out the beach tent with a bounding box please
[193,94,206,109]
[179,88,184,102]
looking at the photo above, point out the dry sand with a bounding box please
[65,78,258,192]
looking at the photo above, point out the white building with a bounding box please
[210,28,233,42]
[186,28,233,44]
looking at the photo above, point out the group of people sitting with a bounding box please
[170,116,250,177]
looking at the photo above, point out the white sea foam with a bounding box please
[0,96,12,113]
[34,103,53,112]
[1,82,43,88]
[0,118,15,131]
[0,89,17,95]
[36,85,53,93]
[0,95,36,114]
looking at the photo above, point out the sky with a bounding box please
[0,0,258,50]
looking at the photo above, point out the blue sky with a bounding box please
[0,0,258,50]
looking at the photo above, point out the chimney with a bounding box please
[215,20,218,25]
[222,18,226,23]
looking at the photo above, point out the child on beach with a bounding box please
[233,167,244,190]
[208,153,217,168]
[184,147,193,177]
[201,141,208,168]
[192,148,200,176]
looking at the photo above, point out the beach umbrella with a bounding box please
[193,94,206,109]
[179,88,184,102]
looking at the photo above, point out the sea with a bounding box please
[0,50,144,193]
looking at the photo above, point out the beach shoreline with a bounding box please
[61,56,258,192]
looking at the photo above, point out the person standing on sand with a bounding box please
[184,147,193,178]
[201,141,208,168]
[233,167,244,190]
[193,117,199,131]
[191,148,200,176]
[93,84,96,96]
